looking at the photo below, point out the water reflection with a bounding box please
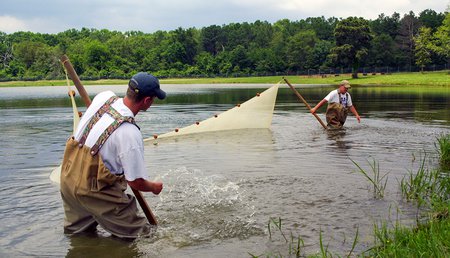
[2,85,449,126]
[326,128,350,152]
[66,233,139,258]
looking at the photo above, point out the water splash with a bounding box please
[144,167,263,250]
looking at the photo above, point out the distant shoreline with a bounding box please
[0,71,448,87]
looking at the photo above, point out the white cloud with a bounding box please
[0,0,448,34]
[0,14,69,34]
[0,16,28,33]
[230,0,447,19]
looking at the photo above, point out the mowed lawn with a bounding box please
[0,71,449,87]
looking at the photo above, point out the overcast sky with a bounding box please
[0,0,448,34]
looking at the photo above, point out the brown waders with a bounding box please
[326,91,349,129]
[60,96,150,239]
[326,102,348,129]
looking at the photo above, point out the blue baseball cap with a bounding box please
[129,72,166,100]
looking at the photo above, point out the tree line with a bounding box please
[0,9,449,81]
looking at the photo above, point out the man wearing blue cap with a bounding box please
[60,72,165,238]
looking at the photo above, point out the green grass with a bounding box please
[1,70,449,87]
[163,71,450,86]
[366,215,450,257]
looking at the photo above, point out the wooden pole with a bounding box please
[60,55,91,107]
[60,55,157,225]
[131,188,157,225]
[283,77,328,129]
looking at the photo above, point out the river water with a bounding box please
[0,83,449,257]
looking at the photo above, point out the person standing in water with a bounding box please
[310,80,361,129]
[60,72,165,238]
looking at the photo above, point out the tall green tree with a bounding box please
[250,20,274,48]
[330,17,373,78]
[368,33,396,67]
[222,22,253,49]
[171,27,199,65]
[215,51,233,75]
[309,40,333,69]
[370,13,400,38]
[200,25,225,55]
[0,33,13,70]
[286,30,318,71]
[13,41,59,78]
[106,34,133,77]
[130,32,165,72]
[419,9,445,32]
[414,27,433,71]
[396,11,421,69]
[229,45,251,72]
[195,51,216,74]
[83,40,111,76]
[247,47,282,73]
[305,16,338,41]
[432,12,450,59]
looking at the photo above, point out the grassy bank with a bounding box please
[0,71,449,87]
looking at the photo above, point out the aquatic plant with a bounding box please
[317,227,358,258]
[436,134,450,171]
[249,218,360,258]
[268,217,287,242]
[400,156,435,202]
[318,228,329,257]
[249,217,305,257]
[351,158,389,199]
[267,217,304,257]
[399,151,449,215]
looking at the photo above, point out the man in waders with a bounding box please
[60,72,165,239]
[310,80,361,129]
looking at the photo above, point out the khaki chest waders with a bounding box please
[60,96,150,238]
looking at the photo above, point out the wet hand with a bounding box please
[356,115,361,123]
[151,181,163,195]
[128,178,163,194]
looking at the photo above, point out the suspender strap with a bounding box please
[337,90,349,108]
[78,96,138,156]
[79,96,118,145]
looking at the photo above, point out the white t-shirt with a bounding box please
[324,90,353,107]
[73,91,147,181]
